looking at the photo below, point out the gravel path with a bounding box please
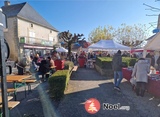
[9,68,160,117]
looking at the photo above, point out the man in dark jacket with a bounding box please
[112,50,123,91]
[35,57,50,82]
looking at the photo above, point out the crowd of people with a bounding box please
[17,49,160,97]
[112,50,160,97]
[28,52,57,82]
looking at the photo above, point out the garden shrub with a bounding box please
[64,61,74,70]
[96,57,137,69]
[48,70,70,100]
[122,57,137,67]
[96,57,112,69]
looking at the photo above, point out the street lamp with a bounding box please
[0,8,10,117]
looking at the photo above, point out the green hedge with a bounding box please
[96,57,137,69]
[122,57,137,66]
[48,70,70,100]
[96,57,112,69]
[64,61,74,71]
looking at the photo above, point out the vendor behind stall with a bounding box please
[146,51,155,67]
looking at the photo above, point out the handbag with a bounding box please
[130,77,136,85]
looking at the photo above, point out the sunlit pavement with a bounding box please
[56,68,160,117]
[9,67,160,117]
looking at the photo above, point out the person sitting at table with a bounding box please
[131,58,150,97]
[47,56,56,74]
[35,57,50,82]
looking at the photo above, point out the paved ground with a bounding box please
[9,67,160,117]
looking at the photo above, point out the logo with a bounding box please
[103,103,130,111]
[85,98,100,114]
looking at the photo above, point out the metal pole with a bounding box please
[0,8,9,117]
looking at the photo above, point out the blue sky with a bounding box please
[0,0,160,41]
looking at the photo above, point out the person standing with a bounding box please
[112,50,123,91]
[156,52,160,72]
[131,58,150,97]
[146,51,155,67]
[75,53,78,62]
[29,55,38,73]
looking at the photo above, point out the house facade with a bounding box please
[1,1,59,61]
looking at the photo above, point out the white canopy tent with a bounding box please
[143,32,160,50]
[56,47,68,52]
[88,40,131,51]
[143,32,160,57]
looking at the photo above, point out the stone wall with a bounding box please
[17,18,58,45]
[4,17,59,61]
[4,17,19,61]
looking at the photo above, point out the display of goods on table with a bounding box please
[147,74,160,98]
[122,67,160,98]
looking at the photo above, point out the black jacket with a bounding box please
[38,60,50,74]
[112,53,122,71]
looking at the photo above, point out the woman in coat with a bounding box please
[131,58,150,97]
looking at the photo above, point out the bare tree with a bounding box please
[114,23,149,47]
[143,2,160,30]
[58,30,85,61]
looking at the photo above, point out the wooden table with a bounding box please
[6,75,32,100]
[3,101,20,109]
[0,96,20,116]
[6,75,32,82]
[147,77,160,97]
[122,68,132,81]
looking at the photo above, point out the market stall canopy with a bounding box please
[56,47,68,52]
[88,40,130,51]
[131,48,151,53]
[144,32,160,50]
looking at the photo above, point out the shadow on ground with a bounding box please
[56,81,136,117]
[71,68,112,81]
[57,80,160,117]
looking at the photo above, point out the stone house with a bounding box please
[1,1,59,61]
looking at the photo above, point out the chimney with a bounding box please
[4,1,10,6]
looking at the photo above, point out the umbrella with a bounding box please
[56,47,68,52]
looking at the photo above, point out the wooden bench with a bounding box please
[69,66,78,77]
[0,96,13,104]
[18,79,36,94]
[7,101,20,109]
[0,88,16,93]
[0,88,16,96]
[0,100,20,116]
[0,101,20,117]
[0,101,20,110]
[72,66,78,72]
